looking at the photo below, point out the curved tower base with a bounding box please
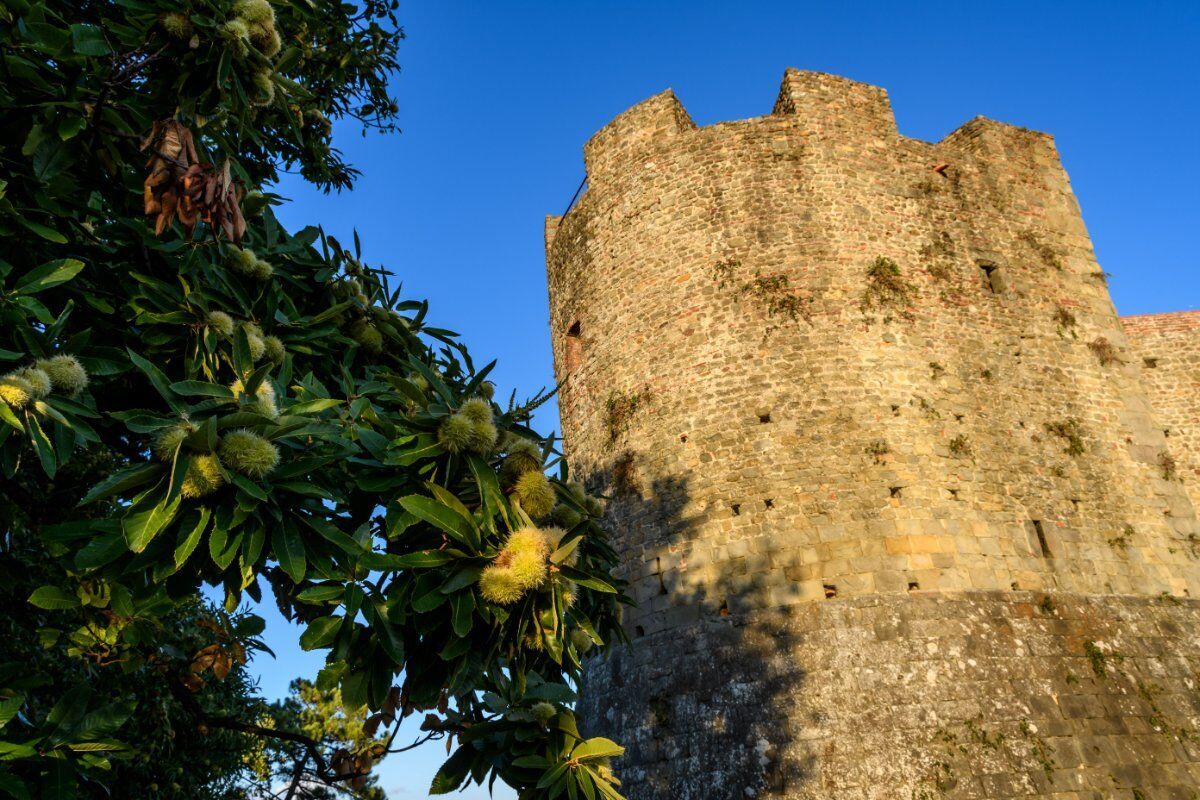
[583,591,1200,799]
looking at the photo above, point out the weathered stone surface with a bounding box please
[545,69,1200,799]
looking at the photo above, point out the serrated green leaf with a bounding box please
[27,585,79,610]
[298,615,341,650]
[273,524,306,583]
[14,258,84,294]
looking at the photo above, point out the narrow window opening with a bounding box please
[1144,357,1158,369]
[1033,520,1051,558]
[759,412,772,424]
[948,488,959,499]
[730,503,741,517]
[1018,420,1026,429]
[979,262,1004,294]
[718,600,730,617]
[679,433,688,443]
[823,584,838,599]
[564,320,583,373]
[1011,581,1020,591]
[1164,429,1170,438]
[907,581,920,592]
[1070,498,1080,512]
[635,625,645,638]
[656,558,667,595]
[954,413,964,423]
[891,404,901,416]
[763,498,774,510]
[889,486,902,499]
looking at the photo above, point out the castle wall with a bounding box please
[1122,311,1200,510]
[545,70,1200,799]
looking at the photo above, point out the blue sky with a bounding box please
[247,1,1200,796]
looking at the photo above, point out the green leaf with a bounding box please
[14,259,84,294]
[27,585,79,610]
[0,402,22,433]
[558,566,617,594]
[298,615,341,650]
[370,600,405,665]
[168,380,234,399]
[0,694,24,728]
[430,745,475,794]
[15,218,66,244]
[122,495,180,553]
[572,737,624,761]
[450,590,474,637]
[74,530,126,570]
[70,23,111,55]
[358,549,455,570]
[273,525,307,583]
[27,416,55,477]
[286,398,343,415]
[80,463,161,505]
[295,585,343,603]
[127,349,181,412]
[398,494,477,550]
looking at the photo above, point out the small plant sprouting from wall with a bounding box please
[1019,720,1057,781]
[948,434,972,458]
[861,256,916,319]
[1083,640,1113,679]
[713,259,807,335]
[1108,524,1135,551]
[1044,418,1086,457]
[1053,305,1077,337]
[865,439,891,463]
[1159,450,1177,481]
[920,232,956,283]
[1091,270,1112,285]
[1019,230,1063,270]
[1088,336,1119,366]
[604,386,650,443]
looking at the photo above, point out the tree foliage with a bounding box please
[0,0,628,797]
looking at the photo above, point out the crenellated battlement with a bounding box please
[575,69,1065,190]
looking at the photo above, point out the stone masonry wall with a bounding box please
[545,70,1200,798]
[1122,311,1200,511]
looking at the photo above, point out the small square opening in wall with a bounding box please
[763,498,774,510]
[564,320,583,372]
[731,503,741,517]
[889,486,902,499]
[823,584,838,599]
[979,262,1004,294]
[635,625,645,638]
[759,412,772,424]
[1144,357,1158,369]
[908,581,920,592]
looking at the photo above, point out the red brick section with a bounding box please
[1121,308,1200,334]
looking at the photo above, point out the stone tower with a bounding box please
[544,70,1200,799]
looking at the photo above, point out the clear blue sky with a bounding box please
[245,1,1200,796]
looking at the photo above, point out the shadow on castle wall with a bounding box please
[581,460,816,799]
